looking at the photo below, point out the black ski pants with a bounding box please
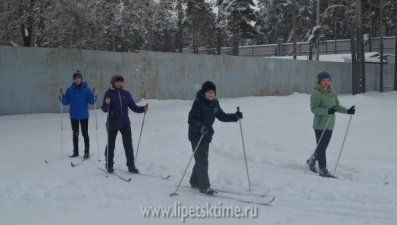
[71,119,89,152]
[314,129,333,169]
[104,125,135,169]
[189,141,210,190]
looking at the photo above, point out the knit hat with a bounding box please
[73,70,82,79]
[202,81,216,94]
[317,71,331,83]
[110,74,124,88]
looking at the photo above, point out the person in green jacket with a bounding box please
[306,71,355,178]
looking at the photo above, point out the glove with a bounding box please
[92,88,97,97]
[105,98,111,106]
[200,126,208,135]
[347,106,355,115]
[328,106,337,115]
[141,103,148,113]
[141,106,148,112]
[236,111,243,119]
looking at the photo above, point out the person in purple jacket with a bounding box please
[101,74,148,173]
[59,70,97,159]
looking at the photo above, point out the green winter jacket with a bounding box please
[310,84,348,131]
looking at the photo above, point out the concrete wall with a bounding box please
[0,46,395,115]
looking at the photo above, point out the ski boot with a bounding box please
[128,166,139,174]
[319,168,337,179]
[105,164,114,173]
[200,187,215,195]
[306,157,318,173]
[70,150,79,158]
[83,150,90,159]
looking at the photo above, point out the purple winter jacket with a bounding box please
[101,88,144,129]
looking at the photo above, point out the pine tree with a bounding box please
[186,0,216,54]
[217,0,256,56]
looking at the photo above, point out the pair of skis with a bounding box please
[175,186,275,206]
[66,154,171,182]
[70,154,96,167]
[95,166,171,182]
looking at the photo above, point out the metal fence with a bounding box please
[204,36,396,57]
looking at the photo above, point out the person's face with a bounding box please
[114,80,124,89]
[204,90,215,101]
[320,78,331,89]
[74,76,82,85]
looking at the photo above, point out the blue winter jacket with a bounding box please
[61,82,97,119]
[188,90,238,143]
[101,88,144,129]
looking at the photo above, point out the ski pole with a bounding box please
[60,88,64,159]
[334,114,353,173]
[304,115,332,173]
[93,88,100,162]
[237,107,251,191]
[170,134,205,197]
[135,103,148,162]
[105,105,111,173]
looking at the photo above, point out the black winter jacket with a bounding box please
[188,90,238,143]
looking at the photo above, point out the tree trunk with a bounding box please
[217,27,221,55]
[177,0,183,53]
[292,0,297,59]
[368,2,373,52]
[394,1,397,91]
[20,0,36,47]
[356,0,363,94]
[357,0,366,93]
[112,34,115,52]
[380,0,384,92]
[309,0,317,60]
[191,22,197,54]
[315,0,321,61]
[146,18,153,51]
[231,11,238,56]
[348,0,358,95]
[334,8,338,54]
[20,25,32,47]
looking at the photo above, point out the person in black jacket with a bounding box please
[188,81,243,195]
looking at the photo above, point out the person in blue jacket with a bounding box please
[101,74,148,173]
[188,81,243,195]
[59,70,97,158]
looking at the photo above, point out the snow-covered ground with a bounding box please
[1,91,396,225]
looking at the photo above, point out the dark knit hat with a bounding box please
[73,70,82,79]
[202,81,216,94]
[317,71,331,83]
[111,74,124,88]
